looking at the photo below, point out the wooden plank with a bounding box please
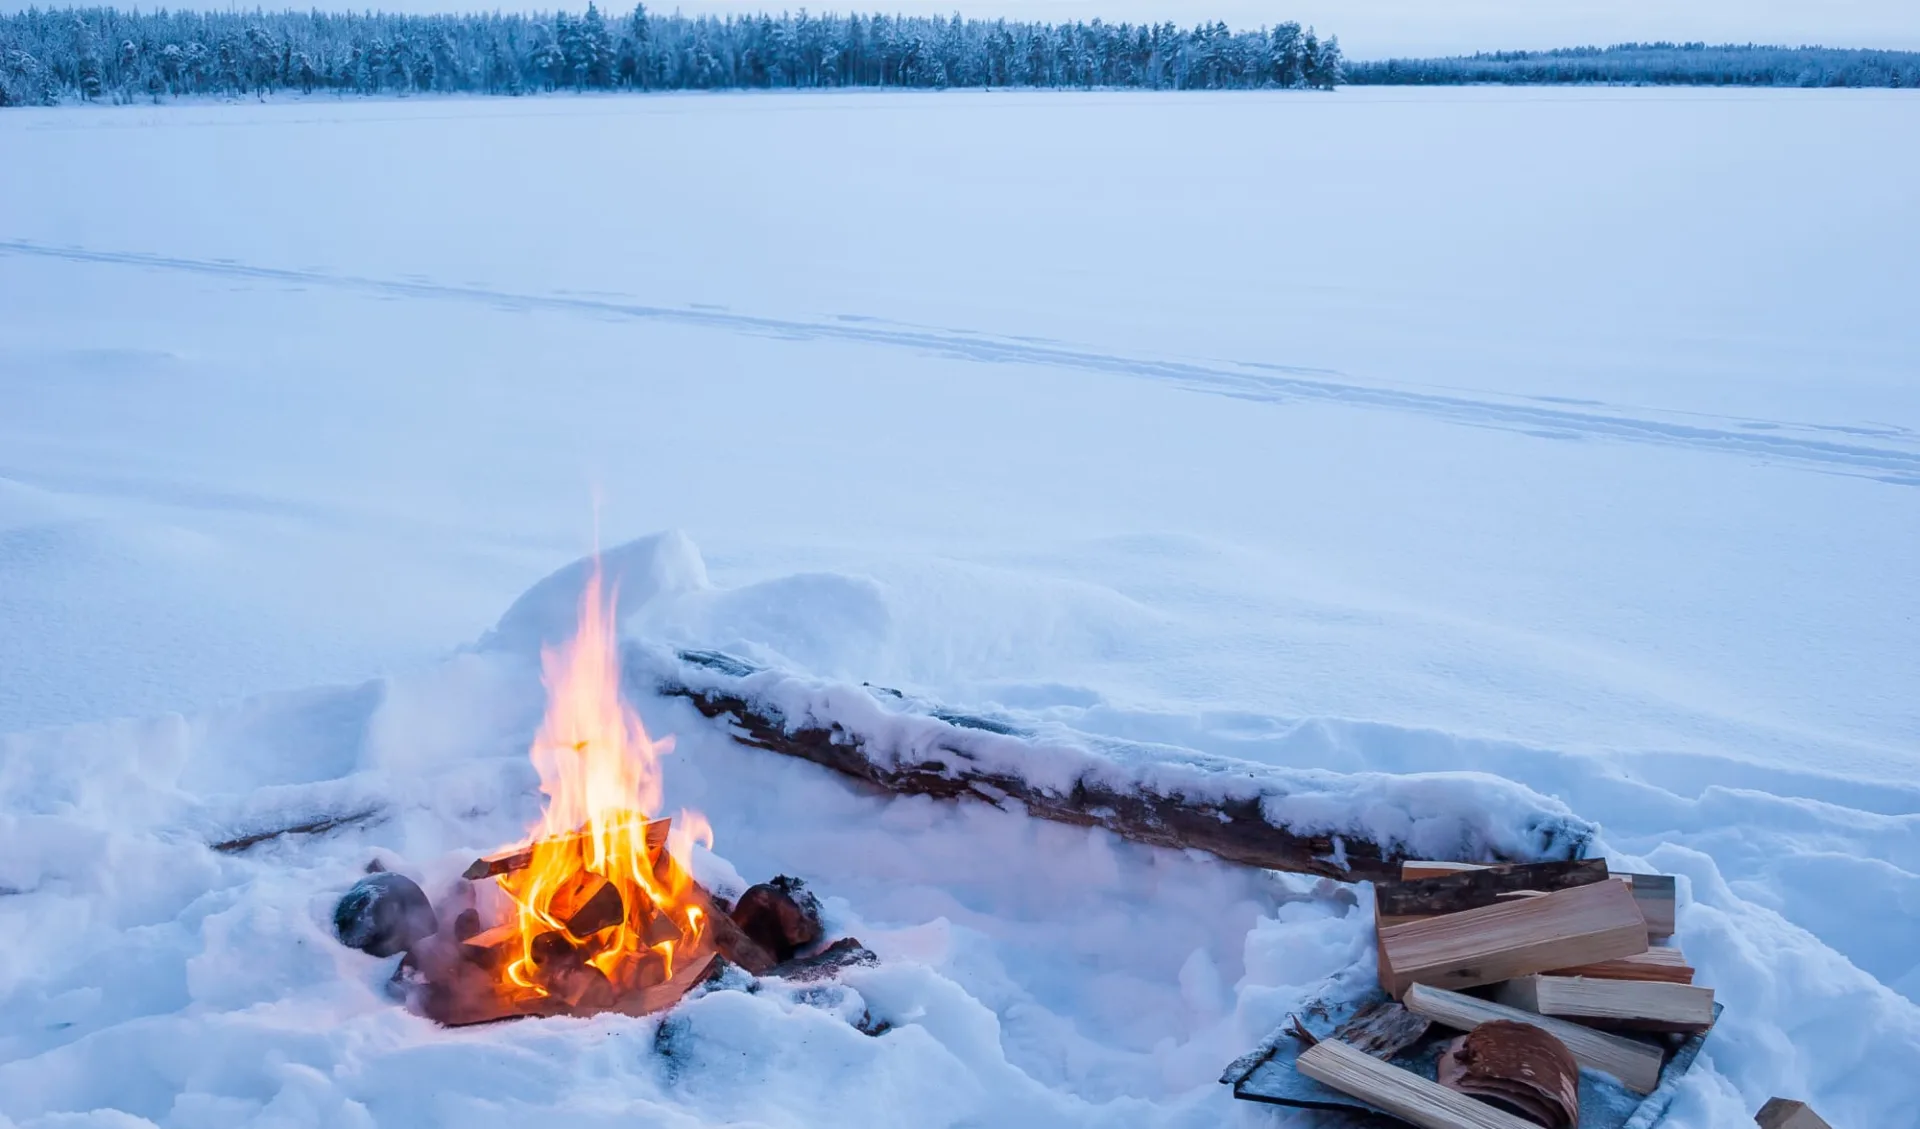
[1294,1039,1542,1129]
[1378,878,1649,998]
[1495,975,1715,1034]
[1755,1098,1834,1129]
[1549,947,1694,984]
[1403,983,1666,1094]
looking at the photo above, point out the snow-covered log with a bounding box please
[648,649,1595,883]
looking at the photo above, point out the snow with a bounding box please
[1,87,1916,1127]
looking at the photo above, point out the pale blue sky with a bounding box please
[7,0,1915,57]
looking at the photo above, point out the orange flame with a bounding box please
[494,563,709,1000]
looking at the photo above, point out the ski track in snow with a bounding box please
[4,238,1916,483]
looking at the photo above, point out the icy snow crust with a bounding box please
[1,88,1917,1126]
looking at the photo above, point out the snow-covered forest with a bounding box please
[1345,41,1920,87]
[0,5,1344,105]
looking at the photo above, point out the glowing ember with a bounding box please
[490,562,713,1005]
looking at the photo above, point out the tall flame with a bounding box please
[494,563,710,999]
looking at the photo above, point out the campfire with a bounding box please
[335,562,870,1025]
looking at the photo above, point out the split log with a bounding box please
[462,821,670,881]
[1548,947,1694,984]
[1378,879,1648,998]
[545,871,626,939]
[1626,874,1676,938]
[1403,984,1666,1095]
[1495,975,1714,1035]
[1374,860,1610,928]
[657,649,1595,883]
[458,922,520,969]
[1400,861,1675,939]
[1294,1039,1542,1129]
[1755,1099,1833,1129]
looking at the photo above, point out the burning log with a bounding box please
[529,931,619,1009]
[463,822,670,882]
[657,649,1594,883]
[356,568,860,1028]
[458,922,520,969]
[551,871,627,939]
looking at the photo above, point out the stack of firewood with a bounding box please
[1293,858,1706,1128]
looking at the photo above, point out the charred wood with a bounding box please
[213,806,385,853]
[768,937,879,983]
[731,877,824,963]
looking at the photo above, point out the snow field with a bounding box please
[1,87,1916,1126]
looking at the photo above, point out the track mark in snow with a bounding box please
[5,239,1917,479]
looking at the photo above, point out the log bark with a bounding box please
[1329,1000,1432,1060]
[658,651,1593,883]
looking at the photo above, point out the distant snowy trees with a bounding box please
[0,6,1343,106]
[1344,42,1920,88]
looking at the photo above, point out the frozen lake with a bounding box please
[1,87,1916,1128]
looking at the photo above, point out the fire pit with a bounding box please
[334,564,869,1025]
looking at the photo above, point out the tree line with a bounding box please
[1344,42,1920,88]
[0,5,1345,105]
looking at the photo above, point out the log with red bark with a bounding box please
[654,649,1596,883]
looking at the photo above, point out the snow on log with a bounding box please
[646,648,1595,883]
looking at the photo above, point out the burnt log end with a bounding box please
[731,879,824,963]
